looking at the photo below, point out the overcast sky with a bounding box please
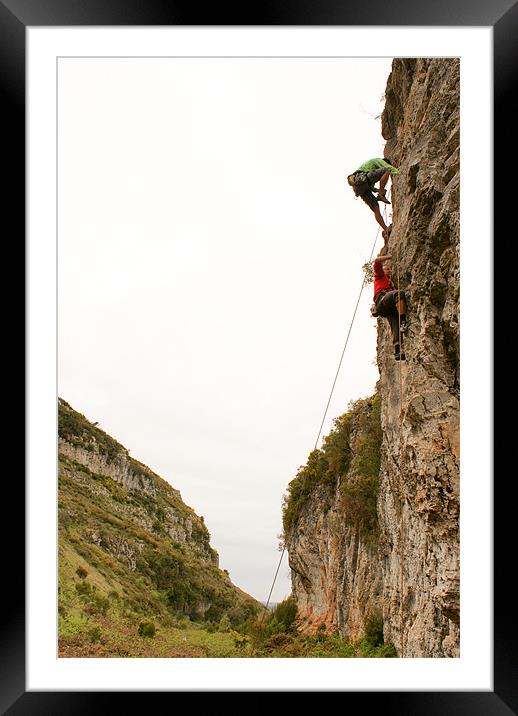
[58,57,393,602]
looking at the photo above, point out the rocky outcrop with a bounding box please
[59,438,174,497]
[286,398,383,640]
[58,402,217,565]
[284,59,460,657]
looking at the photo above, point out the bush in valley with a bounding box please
[267,596,297,635]
[218,614,231,632]
[243,596,298,645]
[358,637,397,657]
[364,610,384,647]
[357,611,397,657]
[225,601,260,628]
[88,626,102,643]
[264,633,295,650]
[74,580,109,616]
[75,581,91,597]
[203,604,225,623]
[138,620,156,638]
[231,630,250,649]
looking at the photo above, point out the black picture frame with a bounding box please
[10,0,505,711]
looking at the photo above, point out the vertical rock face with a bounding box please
[284,59,459,657]
[379,58,460,657]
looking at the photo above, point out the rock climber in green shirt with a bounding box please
[347,158,399,242]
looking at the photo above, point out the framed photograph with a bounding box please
[11,0,506,709]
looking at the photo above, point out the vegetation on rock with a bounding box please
[282,395,382,539]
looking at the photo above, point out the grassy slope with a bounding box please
[58,399,262,656]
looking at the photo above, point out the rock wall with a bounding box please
[378,57,460,657]
[285,58,460,657]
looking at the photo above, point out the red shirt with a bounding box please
[373,259,392,299]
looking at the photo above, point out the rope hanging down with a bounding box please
[313,225,382,451]
[260,219,385,616]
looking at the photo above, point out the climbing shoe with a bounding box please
[394,344,406,361]
[377,194,391,204]
[400,319,408,335]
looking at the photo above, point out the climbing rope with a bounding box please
[258,221,384,631]
[314,227,382,450]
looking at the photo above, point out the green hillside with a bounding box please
[58,398,262,656]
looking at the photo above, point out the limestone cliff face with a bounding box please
[284,59,460,657]
[286,398,384,641]
[378,57,460,657]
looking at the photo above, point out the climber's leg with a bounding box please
[361,190,388,232]
[374,205,389,233]
[388,311,400,346]
[366,168,391,204]
[396,290,408,333]
[377,170,392,202]
[378,291,405,352]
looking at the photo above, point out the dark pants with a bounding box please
[375,289,407,344]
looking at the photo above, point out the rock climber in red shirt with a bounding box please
[372,253,408,361]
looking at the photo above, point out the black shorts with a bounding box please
[375,289,407,316]
[353,167,388,211]
[365,167,388,185]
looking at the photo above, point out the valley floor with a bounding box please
[58,611,397,659]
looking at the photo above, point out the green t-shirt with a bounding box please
[354,158,399,175]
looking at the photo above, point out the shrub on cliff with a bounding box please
[340,396,382,539]
[58,399,122,461]
[282,413,353,532]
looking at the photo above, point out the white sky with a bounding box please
[58,57,393,602]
